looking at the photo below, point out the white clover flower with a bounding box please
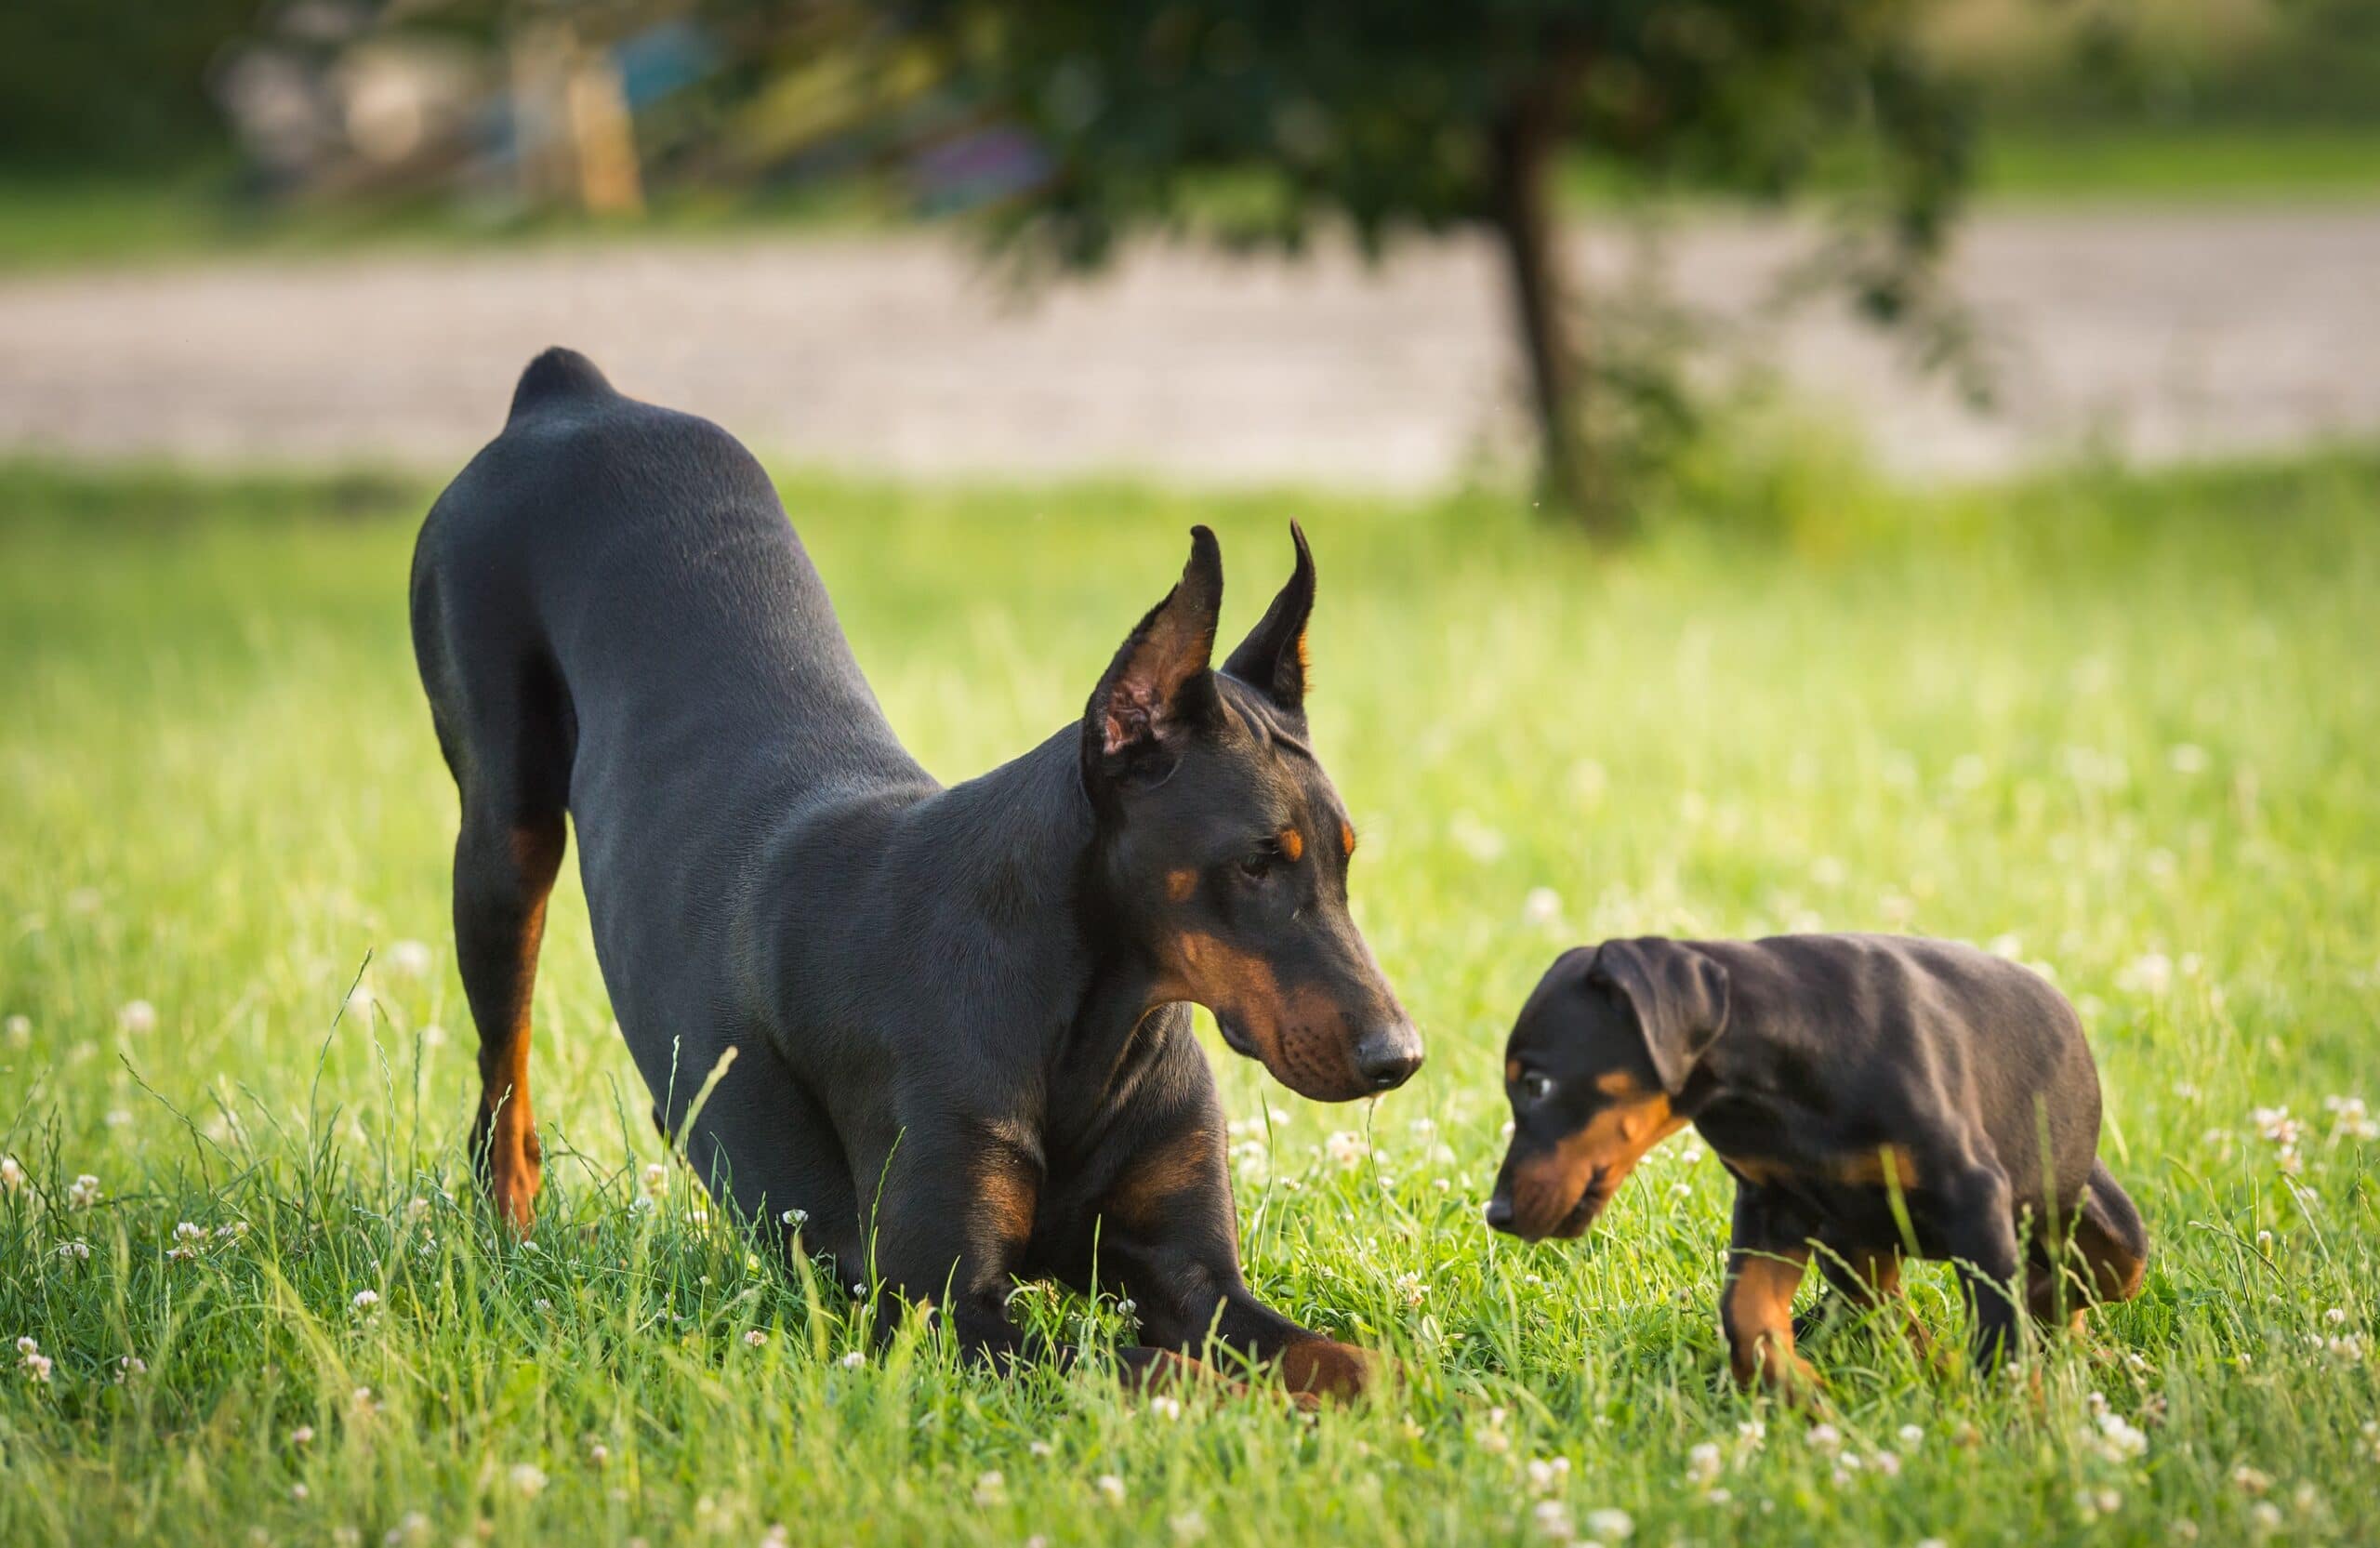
[117,1000,158,1036]
[1897,1423,1924,1451]
[1583,1507,1633,1541]
[350,1289,381,1314]
[3,1014,29,1048]
[509,1463,548,1498]
[2249,1502,2282,1535]
[641,1161,669,1198]
[1530,1501,1574,1541]
[743,1330,767,1348]
[1147,1395,1183,1421]
[971,1470,1005,1505]
[780,1208,808,1228]
[1685,1443,1724,1487]
[0,1156,20,1191]
[2326,1334,2365,1363]
[174,1222,206,1244]
[216,1220,250,1240]
[1806,1423,1843,1456]
[114,1355,146,1380]
[290,1485,309,1502]
[385,1511,431,1546]
[1526,1457,1571,1495]
[840,1351,865,1369]
[290,1425,315,1447]
[1522,888,1566,929]
[1736,1419,1765,1450]
[1325,1131,1368,1168]
[588,1441,611,1466]
[1170,1511,1208,1542]
[56,1239,91,1263]
[2088,1410,2149,1462]
[1096,1475,1126,1504]
[1872,1450,1902,1479]
[1395,1272,1428,1307]
[2232,1464,2273,1496]
[66,1174,101,1210]
[384,940,434,978]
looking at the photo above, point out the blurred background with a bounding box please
[3,0,2376,514]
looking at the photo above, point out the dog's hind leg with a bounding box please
[2030,1160,2148,1329]
[454,805,566,1233]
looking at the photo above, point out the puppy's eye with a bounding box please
[1517,1072,1555,1104]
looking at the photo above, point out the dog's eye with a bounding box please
[1236,851,1276,881]
[1517,1071,1555,1104]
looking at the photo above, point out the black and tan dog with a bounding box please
[410,349,1421,1397]
[1486,934,2147,1389]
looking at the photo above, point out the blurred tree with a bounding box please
[0,0,259,170]
[888,0,1975,532]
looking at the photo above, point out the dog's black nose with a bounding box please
[1352,1023,1424,1091]
[1483,1195,1514,1231]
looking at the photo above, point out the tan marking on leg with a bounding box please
[973,1159,1038,1251]
[1723,1247,1821,1395]
[1107,1129,1218,1231]
[483,822,563,1234]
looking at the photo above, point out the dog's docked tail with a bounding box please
[509,347,615,422]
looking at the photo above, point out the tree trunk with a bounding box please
[1488,87,1607,534]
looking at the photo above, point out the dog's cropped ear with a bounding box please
[1588,938,1731,1095]
[1221,522,1315,716]
[1083,526,1225,791]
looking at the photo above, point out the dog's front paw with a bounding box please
[1276,1337,1382,1402]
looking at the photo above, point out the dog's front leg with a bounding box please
[1097,1114,1379,1401]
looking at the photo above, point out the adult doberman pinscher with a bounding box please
[410,348,1421,1398]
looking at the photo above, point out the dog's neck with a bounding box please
[905,724,1192,1081]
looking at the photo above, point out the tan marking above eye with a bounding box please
[1278,827,1304,863]
[1165,867,1197,902]
[1505,1057,1523,1083]
[1339,821,1356,857]
[1593,1069,1642,1097]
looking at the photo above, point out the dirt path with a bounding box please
[4,208,2375,485]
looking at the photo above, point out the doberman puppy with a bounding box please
[1485,934,2148,1391]
[410,349,1421,1397]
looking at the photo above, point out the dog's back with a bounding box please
[410,349,935,1129]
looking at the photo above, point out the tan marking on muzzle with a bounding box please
[1153,932,1368,1099]
[1508,1089,1686,1237]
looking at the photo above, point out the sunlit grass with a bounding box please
[2,451,2376,1544]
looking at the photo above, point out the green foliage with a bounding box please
[0,0,258,172]
[3,453,2379,1542]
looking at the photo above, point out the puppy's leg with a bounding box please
[1939,1165,2026,1372]
[1810,1245,1944,1366]
[454,807,565,1233]
[2031,1160,2149,1332]
[1722,1184,1820,1396]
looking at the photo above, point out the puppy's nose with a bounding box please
[1352,1022,1424,1091]
[1483,1195,1514,1232]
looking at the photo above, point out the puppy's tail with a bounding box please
[509,347,615,422]
[2074,1158,2149,1303]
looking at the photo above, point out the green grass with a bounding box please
[3,451,2378,1545]
[1973,123,2380,204]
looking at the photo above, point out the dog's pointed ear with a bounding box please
[1587,938,1731,1095]
[1221,522,1315,715]
[1083,526,1225,791]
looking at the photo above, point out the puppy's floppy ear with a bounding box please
[1221,522,1315,715]
[1083,526,1225,792]
[1587,937,1730,1095]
